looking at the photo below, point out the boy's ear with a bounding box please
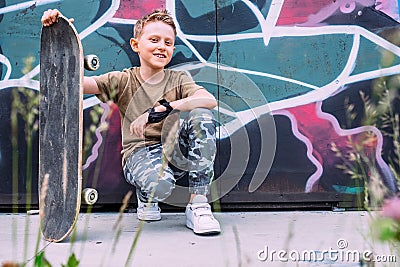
[130,38,139,53]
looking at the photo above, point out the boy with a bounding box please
[41,9,221,235]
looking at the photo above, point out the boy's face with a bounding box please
[130,21,176,71]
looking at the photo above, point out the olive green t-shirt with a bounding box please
[93,67,202,164]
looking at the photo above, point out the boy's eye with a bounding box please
[151,38,158,42]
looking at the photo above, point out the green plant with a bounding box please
[8,55,40,266]
[333,53,400,259]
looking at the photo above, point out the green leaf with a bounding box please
[34,251,52,267]
[62,253,80,267]
[372,218,399,242]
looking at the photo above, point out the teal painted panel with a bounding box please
[352,35,400,75]
[213,34,353,94]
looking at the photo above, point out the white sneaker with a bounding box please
[185,195,221,235]
[137,198,161,221]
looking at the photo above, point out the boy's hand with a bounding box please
[41,9,74,27]
[129,104,167,138]
[130,113,149,139]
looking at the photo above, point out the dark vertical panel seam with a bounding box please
[214,0,221,179]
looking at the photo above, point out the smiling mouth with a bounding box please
[154,54,166,58]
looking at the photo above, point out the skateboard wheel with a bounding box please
[82,188,98,205]
[84,55,100,71]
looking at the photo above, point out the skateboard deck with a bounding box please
[39,16,83,242]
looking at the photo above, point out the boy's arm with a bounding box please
[83,77,100,95]
[158,89,217,112]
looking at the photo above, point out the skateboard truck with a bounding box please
[84,54,99,71]
[27,188,98,216]
[82,54,99,205]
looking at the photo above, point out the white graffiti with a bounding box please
[272,109,323,193]
[0,0,61,15]
[0,54,11,80]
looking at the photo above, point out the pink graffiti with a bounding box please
[114,0,166,19]
[85,103,123,190]
[275,102,394,192]
[277,0,333,25]
[375,0,400,20]
[277,0,399,26]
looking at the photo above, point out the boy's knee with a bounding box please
[151,179,175,201]
[186,108,216,132]
[188,108,214,121]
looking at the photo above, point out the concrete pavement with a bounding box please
[0,211,398,266]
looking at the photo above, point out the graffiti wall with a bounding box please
[0,0,399,208]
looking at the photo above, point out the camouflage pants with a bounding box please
[123,108,216,202]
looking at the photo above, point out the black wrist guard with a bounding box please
[146,99,174,123]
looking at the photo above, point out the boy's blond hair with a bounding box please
[134,9,177,38]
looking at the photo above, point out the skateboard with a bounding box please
[39,15,98,242]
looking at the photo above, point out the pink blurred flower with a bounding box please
[381,197,400,222]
